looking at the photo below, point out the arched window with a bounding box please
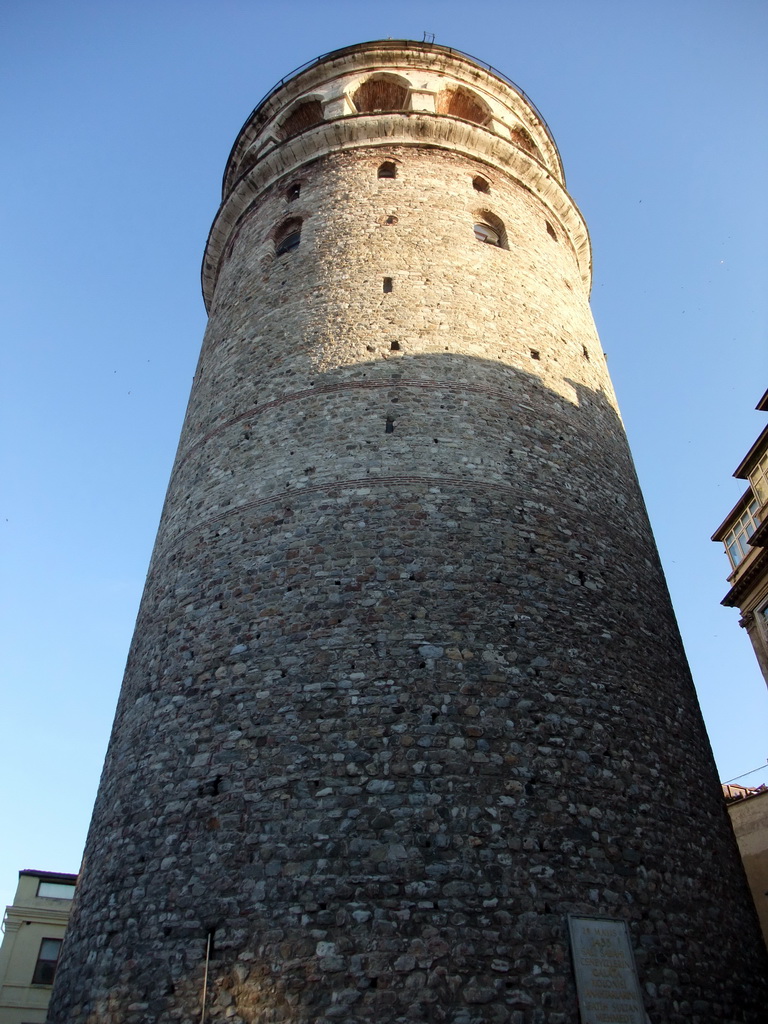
[352,75,410,113]
[274,218,302,256]
[285,182,301,201]
[510,126,542,161]
[472,175,490,194]
[473,211,508,249]
[377,161,397,180]
[278,100,323,141]
[239,149,258,178]
[437,87,491,126]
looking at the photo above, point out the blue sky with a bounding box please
[1,0,766,913]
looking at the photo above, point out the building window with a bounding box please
[31,938,63,985]
[723,497,762,568]
[437,87,491,126]
[473,212,508,249]
[239,149,258,178]
[510,125,543,160]
[377,161,397,179]
[748,451,768,506]
[473,176,490,193]
[278,100,323,140]
[353,75,410,113]
[274,218,302,256]
[474,223,499,245]
[286,182,301,201]
[37,880,76,899]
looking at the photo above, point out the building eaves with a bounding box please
[733,422,768,480]
[19,869,78,883]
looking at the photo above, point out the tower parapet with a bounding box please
[50,40,768,1023]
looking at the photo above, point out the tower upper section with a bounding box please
[202,40,590,310]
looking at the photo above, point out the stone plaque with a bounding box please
[568,916,645,1024]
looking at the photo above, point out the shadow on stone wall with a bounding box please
[49,352,768,1024]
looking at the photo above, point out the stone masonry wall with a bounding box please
[50,62,768,1024]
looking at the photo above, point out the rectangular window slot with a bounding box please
[32,938,63,985]
[383,277,393,292]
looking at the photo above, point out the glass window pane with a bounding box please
[40,939,62,960]
[38,881,76,899]
[474,223,498,244]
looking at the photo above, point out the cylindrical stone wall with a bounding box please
[51,41,767,1024]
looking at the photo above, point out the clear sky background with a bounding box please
[1,0,766,914]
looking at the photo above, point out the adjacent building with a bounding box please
[724,784,768,949]
[712,389,768,684]
[0,871,76,1024]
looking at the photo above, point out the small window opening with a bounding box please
[276,231,300,255]
[32,938,62,985]
[385,417,395,433]
[278,100,323,140]
[378,161,397,179]
[546,221,558,241]
[286,183,301,201]
[390,340,400,350]
[473,211,508,249]
[385,215,398,224]
[530,349,540,360]
[383,277,393,293]
[510,126,542,160]
[239,149,258,178]
[274,217,302,256]
[473,176,490,193]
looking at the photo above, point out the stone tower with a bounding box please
[51,41,767,1023]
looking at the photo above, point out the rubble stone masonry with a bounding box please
[50,41,767,1023]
